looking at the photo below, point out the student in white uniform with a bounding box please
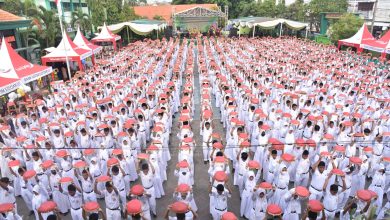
[295,150,310,187]
[59,184,83,220]
[138,161,157,217]
[322,173,346,219]
[309,157,328,200]
[210,184,231,220]
[94,180,121,219]
[80,169,97,202]
[202,121,213,163]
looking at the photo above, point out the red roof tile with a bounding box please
[134,4,218,24]
[0,9,25,22]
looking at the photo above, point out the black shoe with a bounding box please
[204,161,207,164]
[29,211,34,216]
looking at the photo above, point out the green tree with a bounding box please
[71,8,92,34]
[153,15,164,20]
[28,6,61,48]
[329,13,363,43]
[285,0,306,21]
[307,0,348,32]
[1,0,36,16]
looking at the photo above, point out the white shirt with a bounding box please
[0,186,15,203]
[311,169,328,191]
[211,188,230,210]
[68,191,83,209]
[102,189,120,209]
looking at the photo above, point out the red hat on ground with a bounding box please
[38,201,57,213]
[295,186,310,197]
[83,201,100,212]
[221,212,238,220]
[267,204,282,216]
[131,185,144,196]
[0,203,14,213]
[127,199,142,215]
[170,201,188,214]
[308,200,323,212]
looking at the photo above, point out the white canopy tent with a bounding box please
[97,20,167,36]
[229,17,309,37]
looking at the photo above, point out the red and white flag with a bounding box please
[55,0,62,16]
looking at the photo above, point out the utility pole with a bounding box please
[371,0,378,33]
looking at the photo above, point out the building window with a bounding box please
[62,2,71,11]
[81,3,87,7]
[358,2,374,11]
[49,2,57,10]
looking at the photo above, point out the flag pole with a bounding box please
[56,0,72,81]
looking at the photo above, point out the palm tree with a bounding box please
[28,6,61,48]
[71,8,92,35]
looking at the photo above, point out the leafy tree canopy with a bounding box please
[329,13,363,43]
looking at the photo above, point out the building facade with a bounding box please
[348,0,390,34]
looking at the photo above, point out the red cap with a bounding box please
[320,151,332,157]
[131,185,144,196]
[176,183,191,193]
[38,201,57,213]
[323,133,334,140]
[59,177,73,183]
[8,160,20,168]
[356,189,372,201]
[177,160,189,168]
[295,186,310,197]
[83,149,95,156]
[96,175,111,183]
[23,170,36,180]
[306,139,316,147]
[214,171,227,182]
[107,158,119,167]
[41,160,54,169]
[212,142,223,149]
[367,190,378,199]
[333,145,345,152]
[383,157,390,163]
[267,204,282,216]
[74,161,87,169]
[112,149,123,156]
[281,153,295,162]
[83,201,100,212]
[221,212,238,220]
[137,153,149,160]
[258,182,273,190]
[56,150,68,158]
[126,199,142,215]
[248,160,260,169]
[349,157,362,165]
[308,200,323,212]
[147,145,159,151]
[331,168,345,176]
[170,201,188,213]
[0,203,14,213]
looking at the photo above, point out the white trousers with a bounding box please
[71,208,84,220]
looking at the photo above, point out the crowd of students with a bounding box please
[0,36,389,220]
